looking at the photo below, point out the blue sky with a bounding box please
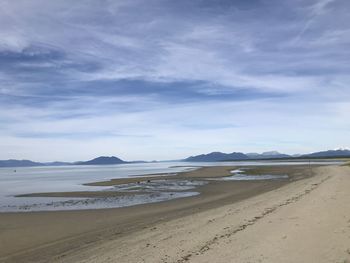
[0,0,349,161]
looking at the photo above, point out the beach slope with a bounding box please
[60,165,350,263]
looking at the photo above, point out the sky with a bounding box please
[0,0,349,162]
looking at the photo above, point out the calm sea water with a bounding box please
[0,160,342,212]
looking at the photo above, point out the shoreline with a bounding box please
[15,166,236,198]
[0,164,332,262]
[15,165,296,199]
[86,165,237,186]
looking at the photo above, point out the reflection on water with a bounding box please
[2,191,199,212]
[0,178,207,212]
[208,169,289,181]
[109,179,207,192]
[224,169,289,181]
[224,174,289,181]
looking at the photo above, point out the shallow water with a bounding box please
[224,168,289,181]
[110,179,207,192]
[0,178,208,212]
[224,174,289,181]
[0,160,341,212]
[0,179,207,212]
[1,192,200,212]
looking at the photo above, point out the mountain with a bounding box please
[0,159,43,167]
[247,151,291,159]
[2,149,349,168]
[302,149,350,158]
[0,156,128,167]
[184,150,294,162]
[246,152,260,158]
[184,152,249,162]
[76,156,126,165]
[184,149,350,162]
[44,161,71,166]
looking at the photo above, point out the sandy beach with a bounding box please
[2,0,350,262]
[1,164,349,262]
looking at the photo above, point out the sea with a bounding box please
[0,160,342,212]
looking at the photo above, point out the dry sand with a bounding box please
[1,165,349,263]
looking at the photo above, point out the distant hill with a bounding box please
[184,152,249,162]
[302,149,350,158]
[44,161,71,166]
[246,151,291,159]
[184,149,350,162]
[76,156,126,165]
[0,156,128,168]
[1,149,349,167]
[184,151,293,162]
[0,159,43,167]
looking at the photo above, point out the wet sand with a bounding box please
[84,165,236,187]
[16,191,149,198]
[0,165,338,263]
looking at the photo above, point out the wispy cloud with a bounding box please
[292,0,336,45]
[0,0,349,161]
